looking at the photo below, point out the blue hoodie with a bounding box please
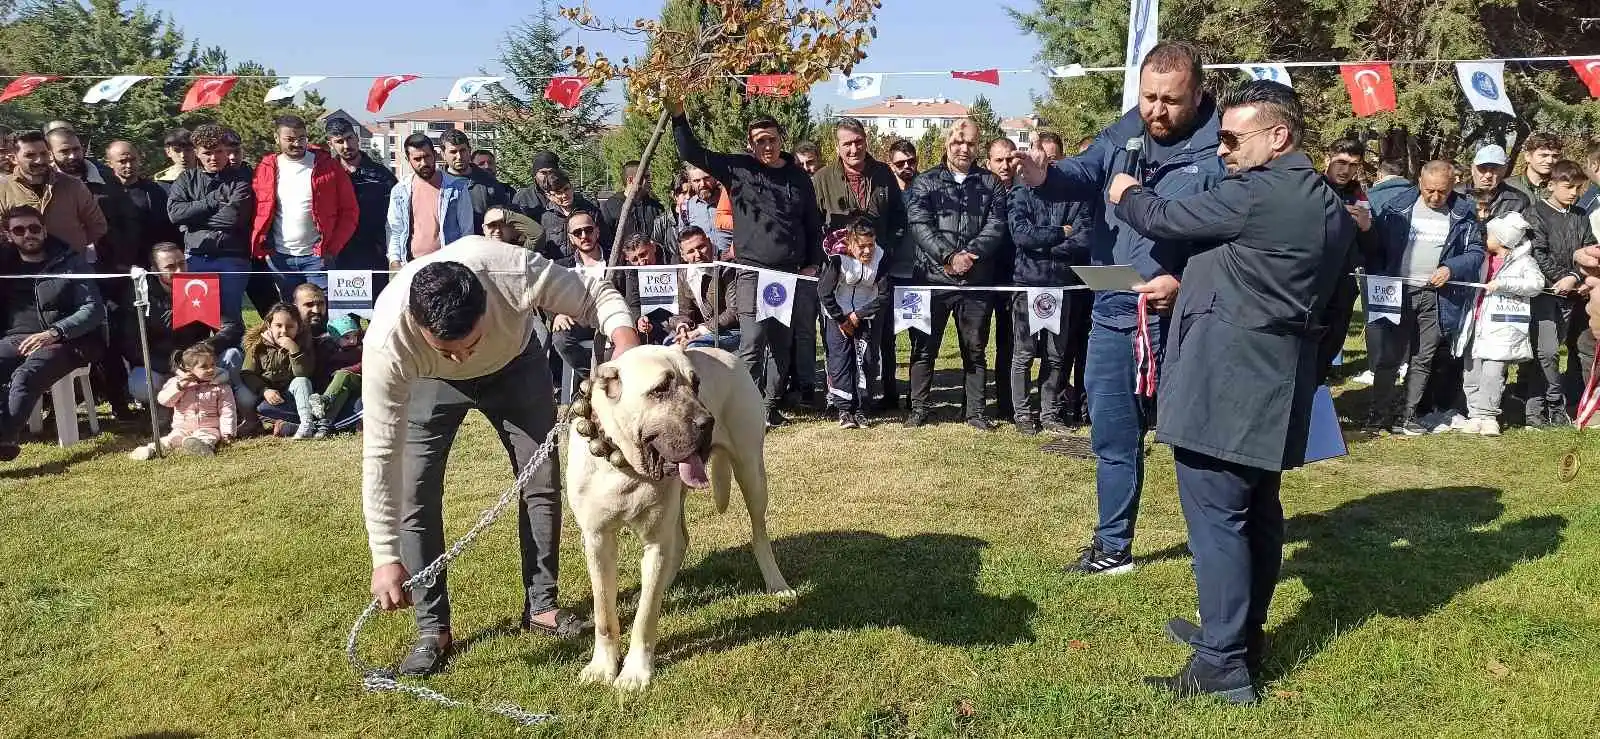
[1030,97,1226,329]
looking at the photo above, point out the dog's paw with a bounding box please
[578,659,619,686]
[612,659,654,692]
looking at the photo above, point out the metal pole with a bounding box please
[130,270,164,458]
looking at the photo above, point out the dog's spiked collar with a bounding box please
[569,379,672,480]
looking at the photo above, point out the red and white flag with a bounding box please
[1570,58,1600,98]
[746,74,799,97]
[181,76,238,112]
[951,69,1001,86]
[366,74,418,113]
[1340,63,1396,117]
[172,274,221,330]
[544,76,588,109]
[0,75,58,103]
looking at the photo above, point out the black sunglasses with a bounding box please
[8,224,42,236]
[569,226,597,237]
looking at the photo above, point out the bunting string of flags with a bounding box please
[0,54,1594,116]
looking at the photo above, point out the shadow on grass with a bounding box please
[652,530,1037,661]
[0,430,148,479]
[1148,486,1566,678]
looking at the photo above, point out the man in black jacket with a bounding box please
[814,118,908,410]
[602,160,675,258]
[905,119,1008,429]
[166,124,253,351]
[1522,160,1596,427]
[0,205,107,461]
[326,119,398,271]
[440,129,512,234]
[1096,80,1357,704]
[671,100,823,427]
[511,151,562,218]
[105,141,181,259]
[534,169,607,263]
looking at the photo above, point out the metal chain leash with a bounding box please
[345,417,571,728]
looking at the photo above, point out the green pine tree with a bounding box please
[1010,0,1600,166]
[484,1,611,194]
[967,95,1007,145]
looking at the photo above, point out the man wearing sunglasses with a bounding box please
[1016,42,1226,578]
[1100,80,1359,704]
[0,205,107,461]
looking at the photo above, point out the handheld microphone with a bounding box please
[1123,137,1144,178]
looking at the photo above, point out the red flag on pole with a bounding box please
[172,274,222,330]
[544,76,588,109]
[180,76,239,112]
[0,75,59,103]
[1339,63,1396,117]
[366,74,418,114]
[1570,58,1600,98]
[951,69,1001,86]
[747,74,799,97]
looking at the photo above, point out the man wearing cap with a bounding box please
[513,152,562,217]
[1461,144,1530,223]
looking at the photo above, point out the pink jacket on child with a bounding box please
[157,376,238,439]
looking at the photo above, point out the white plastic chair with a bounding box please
[27,366,99,447]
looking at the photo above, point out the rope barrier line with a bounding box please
[10,53,1598,82]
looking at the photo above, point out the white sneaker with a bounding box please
[1478,418,1501,437]
[128,443,161,460]
[1432,413,1464,433]
[1456,418,1482,434]
[1350,370,1375,386]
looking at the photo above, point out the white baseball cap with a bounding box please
[1473,144,1508,167]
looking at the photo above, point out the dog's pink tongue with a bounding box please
[678,455,710,488]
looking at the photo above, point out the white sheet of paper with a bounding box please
[1071,264,1146,292]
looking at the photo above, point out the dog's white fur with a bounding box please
[565,345,793,691]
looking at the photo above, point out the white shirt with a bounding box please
[272,152,320,256]
[1402,199,1452,282]
[361,237,632,567]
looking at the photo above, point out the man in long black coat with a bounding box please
[1076,80,1356,703]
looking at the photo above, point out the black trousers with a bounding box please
[1370,286,1442,419]
[908,291,991,419]
[401,344,563,632]
[993,295,1014,417]
[246,259,281,319]
[823,316,878,413]
[0,334,102,441]
[877,276,902,407]
[1064,290,1092,407]
[734,269,794,410]
[1173,446,1284,672]
[1008,292,1069,423]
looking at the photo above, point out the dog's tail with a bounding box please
[710,451,732,514]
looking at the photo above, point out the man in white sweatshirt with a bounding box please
[362,236,640,676]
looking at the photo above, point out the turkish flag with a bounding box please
[1339,63,1396,117]
[366,74,418,113]
[544,76,588,109]
[180,76,239,112]
[951,69,1001,86]
[172,274,222,330]
[0,75,58,103]
[1570,58,1600,98]
[747,74,799,97]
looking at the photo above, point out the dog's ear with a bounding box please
[595,364,622,401]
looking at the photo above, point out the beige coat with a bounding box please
[0,171,108,251]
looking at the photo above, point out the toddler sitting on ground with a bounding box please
[130,343,237,459]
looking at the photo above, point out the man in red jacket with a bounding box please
[250,115,358,301]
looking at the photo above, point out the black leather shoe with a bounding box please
[398,632,453,677]
[967,416,996,432]
[1144,654,1257,705]
[903,409,929,428]
[1163,618,1265,675]
[524,609,593,639]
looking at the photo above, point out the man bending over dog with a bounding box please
[362,235,641,676]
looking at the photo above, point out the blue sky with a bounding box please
[142,0,1049,124]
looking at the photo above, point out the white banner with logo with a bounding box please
[1120,0,1159,112]
[755,270,797,326]
[1365,275,1402,324]
[893,287,932,335]
[1026,287,1065,336]
[638,268,678,315]
[328,270,376,319]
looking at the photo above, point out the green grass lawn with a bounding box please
[3,329,1600,738]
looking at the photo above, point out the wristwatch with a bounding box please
[48,326,64,342]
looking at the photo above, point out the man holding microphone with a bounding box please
[1022,79,1357,702]
[1020,42,1227,575]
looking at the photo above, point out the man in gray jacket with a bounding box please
[1100,80,1358,703]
